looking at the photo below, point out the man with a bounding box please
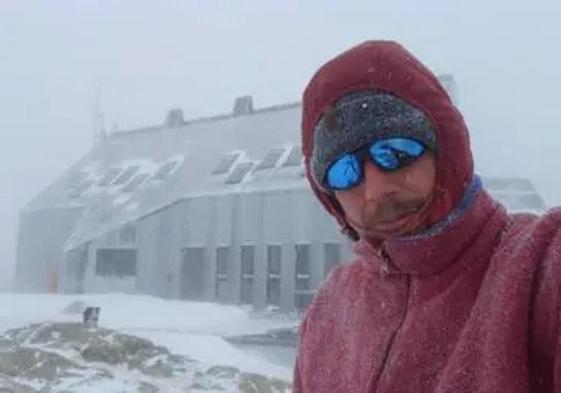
[294,40,561,392]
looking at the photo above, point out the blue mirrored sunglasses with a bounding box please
[324,137,426,191]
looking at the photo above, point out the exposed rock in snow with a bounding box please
[0,322,292,393]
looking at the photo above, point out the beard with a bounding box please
[348,195,429,240]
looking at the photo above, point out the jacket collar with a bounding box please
[354,176,509,276]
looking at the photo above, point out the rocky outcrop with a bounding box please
[0,322,291,393]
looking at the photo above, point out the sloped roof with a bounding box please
[26,101,307,250]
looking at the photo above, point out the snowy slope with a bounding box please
[0,293,297,380]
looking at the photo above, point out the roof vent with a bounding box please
[165,108,184,127]
[233,95,253,116]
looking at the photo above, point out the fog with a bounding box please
[2,0,561,291]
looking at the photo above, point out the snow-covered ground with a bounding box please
[0,293,298,380]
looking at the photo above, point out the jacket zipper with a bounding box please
[378,248,390,279]
[369,249,412,392]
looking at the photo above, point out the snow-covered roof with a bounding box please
[26,100,308,250]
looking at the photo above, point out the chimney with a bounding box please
[232,95,253,116]
[165,108,184,127]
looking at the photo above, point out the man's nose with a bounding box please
[361,160,400,200]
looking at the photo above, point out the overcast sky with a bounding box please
[1,0,561,290]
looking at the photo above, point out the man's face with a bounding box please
[334,152,436,240]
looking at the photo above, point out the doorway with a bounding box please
[181,247,206,300]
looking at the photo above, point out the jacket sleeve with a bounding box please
[538,212,561,392]
[526,211,561,392]
[554,250,561,392]
[553,328,561,392]
[548,216,561,391]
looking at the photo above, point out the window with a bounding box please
[295,244,313,312]
[295,244,311,291]
[215,247,229,300]
[153,160,178,180]
[95,248,137,277]
[122,173,149,193]
[256,148,285,170]
[324,243,341,277]
[240,245,255,304]
[113,165,140,185]
[283,146,303,167]
[181,247,206,300]
[212,153,239,175]
[266,245,281,306]
[225,162,253,184]
[98,167,122,186]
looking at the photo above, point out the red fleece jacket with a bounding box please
[295,41,561,392]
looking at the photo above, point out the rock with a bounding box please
[0,373,36,393]
[136,358,174,378]
[0,345,113,392]
[205,365,240,379]
[80,338,125,364]
[270,378,292,392]
[138,382,159,393]
[187,381,209,390]
[0,346,77,380]
[238,373,292,393]
[0,338,14,349]
[239,373,274,393]
[5,322,114,351]
[0,322,292,393]
[118,333,161,355]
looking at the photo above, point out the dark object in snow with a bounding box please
[83,306,100,328]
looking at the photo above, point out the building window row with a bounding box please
[209,243,341,311]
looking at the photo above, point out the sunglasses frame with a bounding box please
[324,137,426,191]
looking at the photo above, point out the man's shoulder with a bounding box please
[505,208,561,245]
[510,208,561,344]
[499,208,561,293]
[530,208,561,276]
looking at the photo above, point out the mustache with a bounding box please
[363,196,426,224]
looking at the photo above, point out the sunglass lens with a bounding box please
[370,146,398,170]
[370,138,425,171]
[325,153,361,190]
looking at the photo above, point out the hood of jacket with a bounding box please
[301,40,474,248]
